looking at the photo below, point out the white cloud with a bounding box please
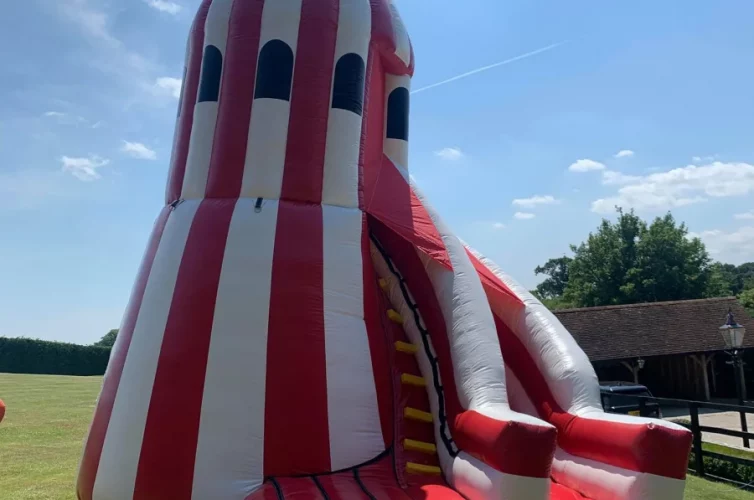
[58,0,165,100]
[514,212,536,220]
[601,170,642,186]
[472,220,506,231]
[735,210,754,220]
[121,141,157,160]
[569,158,606,172]
[512,195,559,207]
[690,226,754,261]
[43,111,87,125]
[60,0,119,48]
[155,77,183,99]
[434,147,464,161]
[692,155,717,164]
[60,155,110,181]
[591,161,754,214]
[614,149,635,159]
[144,0,182,15]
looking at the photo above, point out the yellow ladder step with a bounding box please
[378,278,388,291]
[387,309,404,324]
[395,341,418,354]
[404,407,433,423]
[404,439,437,454]
[401,373,426,387]
[406,462,441,476]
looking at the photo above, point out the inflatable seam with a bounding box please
[353,468,377,500]
[269,478,283,500]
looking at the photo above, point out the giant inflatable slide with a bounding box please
[77,1,693,499]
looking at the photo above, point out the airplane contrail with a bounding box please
[410,40,570,95]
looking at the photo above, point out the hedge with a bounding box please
[690,452,754,485]
[0,337,111,376]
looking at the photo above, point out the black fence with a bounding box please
[635,395,754,488]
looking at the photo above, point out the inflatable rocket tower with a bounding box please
[77,1,692,499]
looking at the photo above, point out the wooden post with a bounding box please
[691,354,712,401]
[685,356,692,398]
[674,356,683,394]
[621,361,640,384]
[739,361,748,402]
[689,402,705,477]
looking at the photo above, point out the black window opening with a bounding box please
[386,87,409,141]
[198,45,222,103]
[332,53,366,115]
[254,40,294,101]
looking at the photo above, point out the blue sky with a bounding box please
[2,0,753,344]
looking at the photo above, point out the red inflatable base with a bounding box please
[247,449,590,499]
[551,481,589,499]
[247,450,463,500]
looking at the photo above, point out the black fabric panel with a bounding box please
[386,87,409,140]
[254,40,294,101]
[198,45,222,103]
[332,53,366,115]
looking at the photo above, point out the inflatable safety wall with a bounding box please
[77,1,692,499]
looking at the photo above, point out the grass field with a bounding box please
[703,441,754,460]
[0,373,102,500]
[1,372,753,499]
[686,476,754,499]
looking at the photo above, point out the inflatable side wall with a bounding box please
[466,247,693,499]
[77,1,692,499]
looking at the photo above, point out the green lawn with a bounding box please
[703,441,754,460]
[0,372,752,499]
[0,373,102,500]
[686,476,754,499]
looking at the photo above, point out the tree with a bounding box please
[734,263,754,293]
[530,290,574,311]
[741,289,754,317]
[706,263,737,297]
[632,213,710,302]
[564,208,646,307]
[706,262,754,298]
[534,256,572,299]
[559,208,711,307]
[707,262,754,297]
[94,329,119,348]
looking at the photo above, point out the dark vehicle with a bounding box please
[599,381,662,418]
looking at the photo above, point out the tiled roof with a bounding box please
[553,297,754,362]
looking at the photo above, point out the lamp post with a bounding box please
[720,308,749,448]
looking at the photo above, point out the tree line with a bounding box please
[532,208,754,315]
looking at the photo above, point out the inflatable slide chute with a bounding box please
[77,1,692,499]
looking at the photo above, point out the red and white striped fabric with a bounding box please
[163,0,414,206]
[77,1,691,499]
[465,246,694,500]
[78,1,410,498]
